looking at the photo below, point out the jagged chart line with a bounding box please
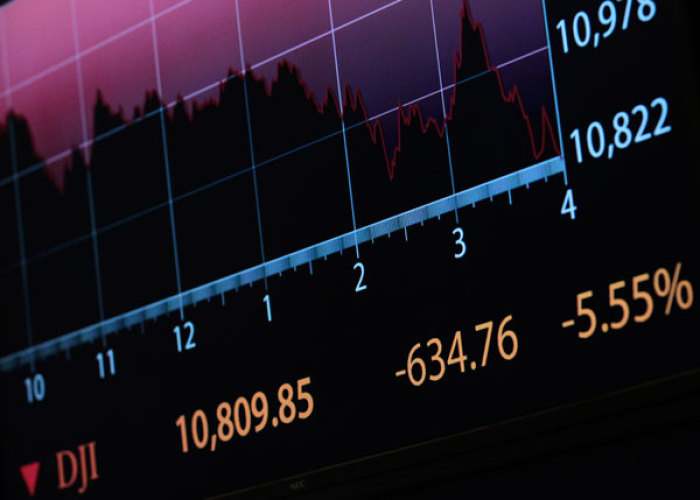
[0,0,567,368]
[1,1,558,193]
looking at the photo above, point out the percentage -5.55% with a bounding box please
[562,262,694,338]
[395,316,518,387]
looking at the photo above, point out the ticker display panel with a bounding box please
[0,0,698,498]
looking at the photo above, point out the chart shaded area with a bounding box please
[0,0,560,352]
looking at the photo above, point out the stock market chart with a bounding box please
[0,0,698,497]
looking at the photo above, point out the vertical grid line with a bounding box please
[429,0,459,223]
[8,121,34,367]
[327,0,360,258]
[1,14,34,369]
[148,0,185,318]
[540,0,568,185]
[69,0,106,323]
[234,0,268,279]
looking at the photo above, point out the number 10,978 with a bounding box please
[569,97,671,164]
[556,0,657,54]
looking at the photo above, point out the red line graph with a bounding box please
[341,0,560,181]
[6,0,560,193]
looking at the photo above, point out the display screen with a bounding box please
[1,0,698,497]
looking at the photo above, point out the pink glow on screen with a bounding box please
[11,63,82,158]
[80,24,158,134]
[0,0,550,161]
[330,0,394,25]
[155,0,241,104]
[237,0,329,66]
[2,0,74,85]
[76,0,151,50]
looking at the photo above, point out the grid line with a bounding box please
[0,0,405,102]
[69,0,106,323]
[0,1,549,189]
[0,0,410,185]
[0,0,567,368]
[540,0,568,185]
[327,0,360,258]
[8,118,34,367]
[0,0,194,98]
[2,14,34,367]
[0,157,567,372]
[235,0,268,268]
[149,0,185,318]
[0,47,549,272]
[429,0,459,223]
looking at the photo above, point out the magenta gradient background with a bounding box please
[0,0,552,161]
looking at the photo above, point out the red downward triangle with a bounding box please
[20,461,40,497]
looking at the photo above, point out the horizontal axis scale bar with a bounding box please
[0,157,566,373]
